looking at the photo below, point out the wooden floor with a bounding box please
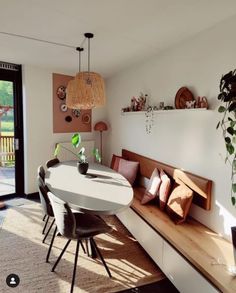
[0,166,15,196]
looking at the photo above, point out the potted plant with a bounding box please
[54,133,101,175]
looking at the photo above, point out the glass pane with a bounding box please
[0,80,15,196]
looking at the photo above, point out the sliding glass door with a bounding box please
[0,62,24,198]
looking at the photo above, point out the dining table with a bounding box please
[45,160,134,216]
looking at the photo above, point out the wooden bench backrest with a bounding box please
[122,149,212,210]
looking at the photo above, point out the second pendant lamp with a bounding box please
[66,33,106,110]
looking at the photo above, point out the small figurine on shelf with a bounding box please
[131,97,138,111]
[137,92,147,111]
[185,100,196,109]
[196,96,208,109]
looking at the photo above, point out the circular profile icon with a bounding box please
[6,274,20,288]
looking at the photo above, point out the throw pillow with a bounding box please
[141,168,161,204]
[110,154,122,171]
[166,182,194,224]
[159,169,171,210]
[118,158,139,186]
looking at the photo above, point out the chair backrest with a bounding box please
[38,165,46,182]
[48,191,76,239]
[46,158,60,169]
[37,176,53,217]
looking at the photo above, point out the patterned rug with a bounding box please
[0,203,164,292]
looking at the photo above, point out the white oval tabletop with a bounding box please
[46,161,133,215]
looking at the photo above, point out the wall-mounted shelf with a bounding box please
[121,108,209,115]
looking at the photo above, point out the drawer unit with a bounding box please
[163,241,219,293]
[117,208,164,270]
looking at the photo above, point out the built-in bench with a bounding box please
[117,149,236,293]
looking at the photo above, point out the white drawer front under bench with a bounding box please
[163,241,219,293]
[117,208,164,270]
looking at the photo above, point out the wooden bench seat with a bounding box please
[117,150,236,293]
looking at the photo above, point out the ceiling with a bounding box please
[0,0,236,78]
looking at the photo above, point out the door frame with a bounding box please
[0,62,24,198]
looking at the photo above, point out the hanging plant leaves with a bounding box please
[233,160,236,171]
[218,106,226,113]
[217,69,236,205]
[232,183,236,193]
[227,127,234,135]
[226,143,234,155]
[228,102,236,112]
[225,137,231,144]
[231,196,236,206]
[217,92,226,101]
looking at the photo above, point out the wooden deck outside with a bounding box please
[0,135,15,166]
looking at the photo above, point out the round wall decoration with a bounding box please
[72,109,81,118]
[60,103,68,112]
[175,87,194,109]
[82,113,91,124]
[57,85,66,100]
[65,115,72,122]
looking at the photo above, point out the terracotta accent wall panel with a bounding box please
[53,73,91,133]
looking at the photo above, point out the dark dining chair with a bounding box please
[48,191,112,293]
[38,165,47,222]
[38,165,46,182]
[37,176,55,243]
[46,158,60,169]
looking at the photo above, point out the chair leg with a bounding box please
[42,218,55,243]
[85,239,90,256]
[90,238,97,258]
[46,226,57,263]
[80,240,86,254]
[51,239,71,272]
[42,215,49,234]
[71,239,80,293]
[43,214,46,221]
[90,238,112,278]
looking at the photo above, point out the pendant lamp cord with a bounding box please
[88,37,90,82]
[84,32,94,85]
[76,47,84,73]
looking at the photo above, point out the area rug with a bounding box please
[0,203,164,292]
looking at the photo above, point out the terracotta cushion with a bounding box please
[141,168,161,204]
[110,154,123,171]
[159,169,171,210]
[118,158,139,186]
[166,182,193,224]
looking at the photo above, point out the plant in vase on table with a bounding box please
[54,133,101,175]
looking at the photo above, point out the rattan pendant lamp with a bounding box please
[66,33,106,109]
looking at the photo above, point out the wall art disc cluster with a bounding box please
[53,73,92,133]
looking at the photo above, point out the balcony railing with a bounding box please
[0,135,15,166]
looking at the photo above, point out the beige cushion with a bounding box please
[166,182,193,224]
[159,169,171,210]
[118,158,139,186]
[141,168,161,204]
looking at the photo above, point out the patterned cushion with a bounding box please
[141,168,161,204]
[166,183,193,224]
[159,169,171,210]
[118,158,139,186]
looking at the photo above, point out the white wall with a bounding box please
[106,16,236,240]
[22,65,107,194]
